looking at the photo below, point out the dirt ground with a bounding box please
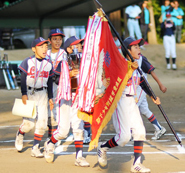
[0,43,185,173]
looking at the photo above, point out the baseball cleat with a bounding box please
[172,64,177,70]
[131,163,151,173]
[166,64,171,70]
[15,131,24,152]
[44,141,55,163]
[97,142,109,167]
[83,130,91,144]
[75,157,90,167]
[153,126,166,140]
[31,144,44,158]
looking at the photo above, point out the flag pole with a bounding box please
[93,0,182,147]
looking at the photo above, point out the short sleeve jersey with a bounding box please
[161,5,170,21]
[125,5,141,18]
[171,7,184,26]
[125,55,154,95]
[46,48,67,70]
[18,56,53,88]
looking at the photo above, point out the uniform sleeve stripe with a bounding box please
[18,66,28,74]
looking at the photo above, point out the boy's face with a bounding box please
[32,43,48,59]
[49,35,63,50]
[76,43,82,53]
[128,44,141,60]
[67,45,74,54]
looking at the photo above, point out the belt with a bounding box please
[126,94,133,97]
[128,17,137,20]
[28,86,47,91]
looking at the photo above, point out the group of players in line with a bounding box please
[14,28,167,173]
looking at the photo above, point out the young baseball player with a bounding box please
[136,54,167,140]
[46,28,65,143]
[161,12,176,70]
[97,37,161,173]
[44,36,90,167]
[121,44,167,139]
[15,37,54,158]
[72,40,91,144]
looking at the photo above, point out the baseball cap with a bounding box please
[48,28,65,38]
[123,37,144,48]
[31,37,50,48]
[63,36,84,50]
[166,12,171,17]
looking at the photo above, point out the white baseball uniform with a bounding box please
[52,60,84,141]
[18,56,53,135]
[112,64,146,147]
[46,49,67,127]
[136,55,155,119]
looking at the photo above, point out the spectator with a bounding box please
[140,1,150,45]
[170,0,184,43]
[125,4,145,49]
[161,0,171,22]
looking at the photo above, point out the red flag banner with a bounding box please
[77,11,134,151]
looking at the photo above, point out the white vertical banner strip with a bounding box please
[78,15,102,112]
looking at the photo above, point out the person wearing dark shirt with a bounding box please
[161,13,176,70]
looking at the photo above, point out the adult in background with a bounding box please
[161,0,171,22]
[171,0,184,43]
[125,4,142,40]
[140,1,150,45]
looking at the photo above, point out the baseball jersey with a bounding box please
[161,20,175,36]
[125,5,141,18]
[46,49,67,70]
[19,56,53,88]
[125,55,154,96]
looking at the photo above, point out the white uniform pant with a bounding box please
[48,82,58,126]
[163,35,176,58]
[112,93,146,147]
[136,87,152,119]
[19,89,48,135]
[53,96,84,141]
[127,19,142,39]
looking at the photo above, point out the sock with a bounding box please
[48,125,58,138]
[48,135,58,145]
[133,141,143,165]
[172,58,176,64]
[101,137,118,149]
[84,122,91,137]
[33,133,43,147]
[148,114,161,131]
[74,140,83,158]
[18,128,25,136]
[166,58,170,64]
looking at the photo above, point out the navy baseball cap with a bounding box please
[123,37,144,48]
[48,28,65,38]
[63,36,84,50]
[31,37,50,48]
